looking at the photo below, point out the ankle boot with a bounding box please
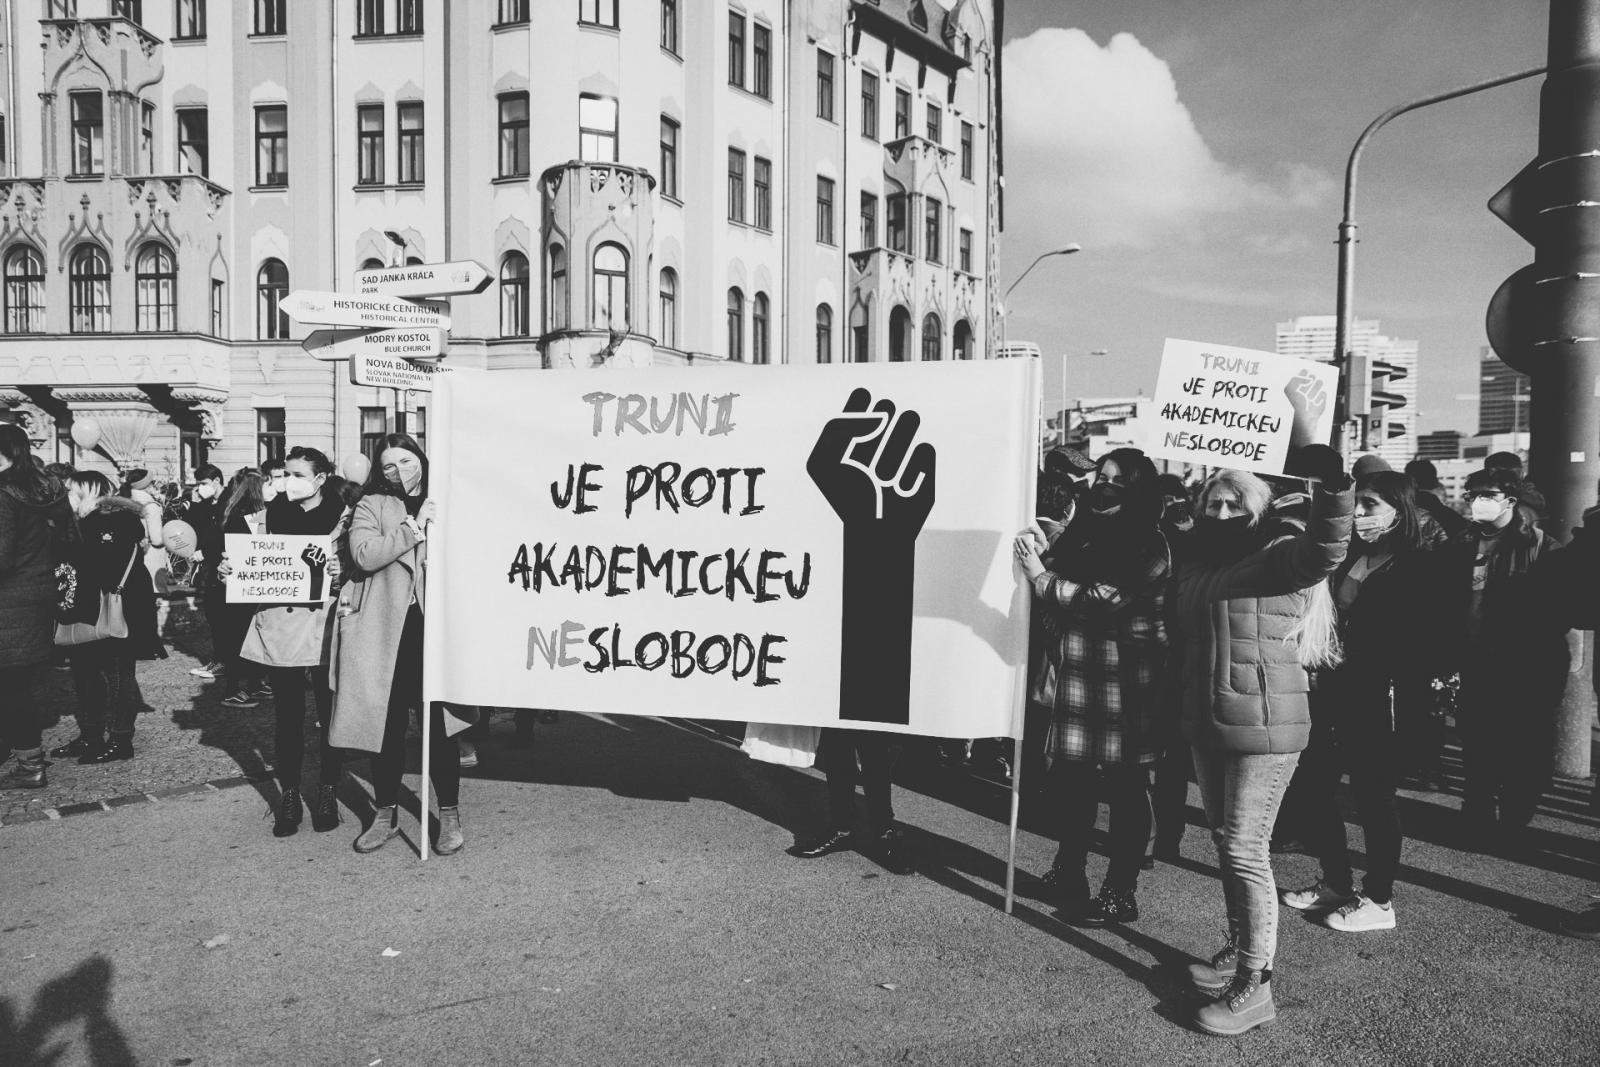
[311,784,340,832]
[1075,884,1139,927]
[49,734,100,759]
[354,805,401,853]
[1195,968,1276,1036]
[0,748,48,789]
[272,788,303,837]
[434,805,464,855]
[1187,937,1239,995]
[80,736,134,764]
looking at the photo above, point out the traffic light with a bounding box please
[1343,352,1407,447]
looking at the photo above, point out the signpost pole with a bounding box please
[1005,735,1023,915]
[394,388,407,435]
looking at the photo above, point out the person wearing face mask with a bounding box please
[186,463,229,682]
[1279,471,1444,933]
[260,458,287,506]
[330,433,475,856]
[1015,448,1171,925]
[1170,446,1352,1036]
[215,471,270,710]
[1440,467,1567,843]
[47,471,159,764]
[1146,472,1197,866]
[221,447,347,837]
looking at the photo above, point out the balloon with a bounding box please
[70,418,102,451]
[161,519,199,561]
[341,453,371,483]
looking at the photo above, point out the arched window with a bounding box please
[921,313,941,361]
[888,306,911,362]
[358,257,385,273]
[548,244,567,330]
[135,243,176,332]
[3,246,45,334]
[69,244,111,334]
[953,319,974,361]
[815,303,832,364]
[726,287,744,362]
[257,258,289,339]
[500,251,529,337]
[849,302,869,362]
[592,243,629,330]
[659,268,678,349]
[752,292,770,364]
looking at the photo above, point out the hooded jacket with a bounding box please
[0,475,74,670]
[75,494,160,655]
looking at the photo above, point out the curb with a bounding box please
[0,773,274,829]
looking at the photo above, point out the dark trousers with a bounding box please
[211,590,261,692]
[1150,744,1191,852]
[0,663,42,752]
[1049,760,1151,891]
[1393,676,1444,781]
[370,606,460,808]
[70,640,139,740]
[270,665,342,791]
[821,728,895,834]
[1458,666,1555,829]
[1299,676,1404,904]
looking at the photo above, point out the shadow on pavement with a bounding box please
[0,954,139,1067]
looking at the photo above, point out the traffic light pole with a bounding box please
[1332,65,1545,452]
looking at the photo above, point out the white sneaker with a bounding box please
[1325,895,1396,932]
[189,661,221,679]
[458,741,478,768]
[1281,880,1357,911]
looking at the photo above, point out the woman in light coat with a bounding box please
[330,433,472,856]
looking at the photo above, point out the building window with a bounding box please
[360,407,388,461]
[397,102,423,184]
[70,91,104,176]
[817,50,835,120]
[45,1,77,17]
[660,0,678,54]
[254,0,285,34]
[257,408,286,466]
[498,93,529,177]
[255,105,287,186]
[210,278,225,337]
[112,0,141,21]
[357,104,384,185]
[851,305,868,363]
[500,251,529,337]
[69,245,111,334]
[753,156,771,230]
[816,177,835,245]
[140,101,156,174]
[659,116,679,200]
[924,197,942,264]
[921,314,941,361]
[548,244,567,330]
[3,247,45,334]
[580,0,618,28]
[592,243,629,330]
[861,72,879,140]
[356,0,383,36]
[257,258,289,339]
[887,193,907,253]
[953,319,973,361]
[926,103,941,144]
[659,268,677,348]
[752,293,770,365]
[889,307,911,362]
[894,88,910,139]
[396,0,422,34]
[728,11,745,88]
[726,287,743,361]
[860,192,878,250]
[177,107,209,176]
[579,94,618,163]
[753,23,771,98]
[497,0,528,26]
[135,243,176,332]
[816,303,832,364]
[174,0,206,39]
[959,228,973,273]
[960,121,974,180]
[727,148,746,223]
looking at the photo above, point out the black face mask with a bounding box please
[1164,501,1193,528]
[1087,483,1125,515]
[1189,514,1256,562]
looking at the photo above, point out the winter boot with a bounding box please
[1186,937,1238,995]
[310,784,341,832]
[1195,968,1276,1036]
[0,748,48,789]
[272,787,303,837]
[434,805,465,856]
[354,805,401,853]
[1075,884,1139,927]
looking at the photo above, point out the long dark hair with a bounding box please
[0,423,60,504]
[362,433,429,502]
[1357,470,1423,552]
[222,469,265,527]
[1045,447,1165,584]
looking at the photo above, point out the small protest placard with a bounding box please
[1146,338,1337,475]
[224,534,334,604]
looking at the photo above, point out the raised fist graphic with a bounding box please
[301,543,329,602]
[1284,369,1329,449]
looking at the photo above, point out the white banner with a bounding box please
[224,534,334,603]
[1146,338,1337,474]
[423,361,1039,739]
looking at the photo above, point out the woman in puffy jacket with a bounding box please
[1173,446,1352,1037]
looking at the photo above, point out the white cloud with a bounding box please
[1003,29,1334,249]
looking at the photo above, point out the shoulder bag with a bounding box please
[54,546,140,647]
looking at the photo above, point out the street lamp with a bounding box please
[995,243,1081,461]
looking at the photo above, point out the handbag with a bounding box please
[54,547,141,647]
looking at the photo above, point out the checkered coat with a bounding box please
[1029,535,1171,766]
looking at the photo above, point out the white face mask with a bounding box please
[283,476,320,502]
[1470,497,1508,524]
[1353,513,1395,543]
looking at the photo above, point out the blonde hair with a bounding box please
[1288,580,1343,669]
[1198,469,1272,523]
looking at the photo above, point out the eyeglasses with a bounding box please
[1463,490,1506,502]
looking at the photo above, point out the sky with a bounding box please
[999,0,1548,436]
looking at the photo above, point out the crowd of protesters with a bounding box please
[4,420,1599,1035]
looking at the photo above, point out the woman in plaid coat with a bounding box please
[1016,448,1171,925]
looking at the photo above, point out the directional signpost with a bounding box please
[354,260,494,299]
[303,326,446,363]
[281,290,451,331]
[349,351,451,392]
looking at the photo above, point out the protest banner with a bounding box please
[1146,338,1338,475]
[224,534,334,604]
[422,361,1039,741]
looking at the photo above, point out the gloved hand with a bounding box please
[1285,444,1351,492]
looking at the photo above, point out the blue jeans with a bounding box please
[1191,745,1300,973]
